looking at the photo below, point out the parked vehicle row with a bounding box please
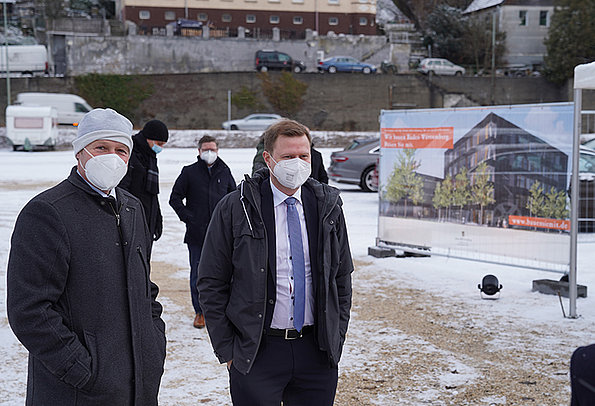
[255,50,378,74]
[253,52,472,77]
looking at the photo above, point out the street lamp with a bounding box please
[1,0,16,107]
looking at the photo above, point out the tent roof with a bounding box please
[575,61,595,90]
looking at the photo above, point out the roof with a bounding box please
[464,0,554,14]
[463,0,504,14]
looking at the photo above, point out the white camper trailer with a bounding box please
[6,105,59,151]
[0,45,48,76]
[16,93,92,125]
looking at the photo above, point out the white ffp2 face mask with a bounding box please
[270,156,311,190]
[200,150,218,165]
[83,148,128,191]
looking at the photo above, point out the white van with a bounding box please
[6,105,59,151]
[0,45,48,76]
[16,93,93,126]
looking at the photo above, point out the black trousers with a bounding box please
[571,344,595,406]
[229,332,338,406]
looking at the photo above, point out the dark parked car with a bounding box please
[255,50,306,73]
[317,56,376,74]
[328,138,379,192]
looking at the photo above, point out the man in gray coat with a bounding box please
[7,108,167,406]
[198,119,353,405]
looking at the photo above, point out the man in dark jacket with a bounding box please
[7,108,166,406]
[169,135,236,329]
[198,119,353,405]
[119,119,169,242]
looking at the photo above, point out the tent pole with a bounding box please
[569,88,581,319]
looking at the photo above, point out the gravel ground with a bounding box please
[152,257,574,406]
[336,259,573,406]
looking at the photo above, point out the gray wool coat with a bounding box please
[7,167,166,406]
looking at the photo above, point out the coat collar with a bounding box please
[242,168,342,216]
[67,166,132,208]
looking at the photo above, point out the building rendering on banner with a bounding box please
[117,0,377,36]
[444,112,568,224]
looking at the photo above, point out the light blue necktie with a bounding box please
[285,197,305,332]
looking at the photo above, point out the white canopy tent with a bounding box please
[570,61,595,317]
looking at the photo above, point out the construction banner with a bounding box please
[377,103,574,272]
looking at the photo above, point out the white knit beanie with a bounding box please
[72,108,133,155]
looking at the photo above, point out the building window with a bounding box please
[519,10,527,26]
[359,17,367,25]
[328,0,339,4]
[329,17,338,25]
[222,14,232,22]
[293,16,303,25]
[292,0,304,3]
[539,10,548,26]
[246,14,256,23]
[197,13,208,21]
[270,15,280,24]
[164,11,176,20]
[139,10,150,20]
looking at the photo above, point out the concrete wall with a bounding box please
[62,34,389,76]
[0,73,581,131]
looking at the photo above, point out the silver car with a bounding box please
[328,138,379,192]
[222,113,282,131]
[417,58,465,76]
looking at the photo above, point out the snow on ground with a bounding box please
[1,147,595,405]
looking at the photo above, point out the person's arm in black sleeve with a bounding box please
[7,200,93,389]
[318,161,329,184]
[312,148,329,184]
[335,200,353,357]
[119,152,142,193]
[227,170,237,194]
[197,195,236,364]
[154,207,163,241]
[169,167,193,223]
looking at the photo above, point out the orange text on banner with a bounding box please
[381,127,454,149]
[508,215,570,231]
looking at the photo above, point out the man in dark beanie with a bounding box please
[120,119,169,243]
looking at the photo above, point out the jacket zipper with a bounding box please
[240,178,268,373]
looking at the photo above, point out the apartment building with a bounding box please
[464,0,555,67]
[118,0,377,36]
